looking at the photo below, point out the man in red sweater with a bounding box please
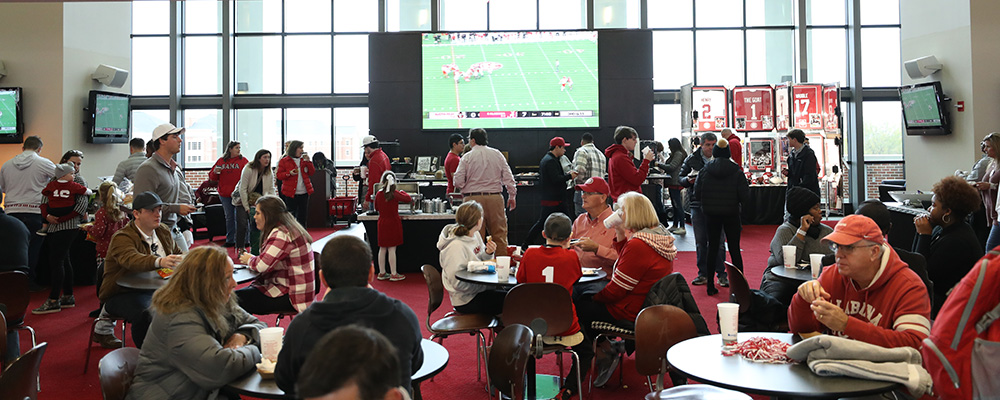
[720,128,744,172]
[362,135,391,210]
[444,133,465,194]
[604,126,654,202]
[788,215,931,349]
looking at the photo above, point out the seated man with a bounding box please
[275,235,423,396]
[570,177,619,278]
[296,325,410,400]
[854,199,934,305]
[100,192,183,348]
[789,214,931,349]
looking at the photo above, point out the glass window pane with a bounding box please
[183,36,222,95]
[335,0,378,32]
[746,0,794,26]
[132,37,170,96]
[285,35,331,94]
[594,0,640,29]
[236,108,283,163]
[285,0,332,33]
[647,0,692,29]
[695,30,745,86]
[236,36,283,94]
[131,109,170,143]
[441,0,487,31]
[806,0,845,26]
[387,0,431,32]
[654,104,682,144]
[334,108,370,167]
[132,1,169,35]
[653,31,694,90]
[862,101,903,158]
[183,0,221,34]
[807,28,846,84]
[695,0,743,28]
[334,35,369,94]
[235,0,282,33]
[490,0,537,31]
[862,28,900,87]
[861,0,899,25]
[539,0,586,30]
[286,108,332,158]
[181,109,223,169]
[746,29,794,84]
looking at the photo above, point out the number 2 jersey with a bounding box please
[516,245,582,336]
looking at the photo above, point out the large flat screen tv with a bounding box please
[0,87,24,144]
[87,90,131,144]
[421,31,599,130]
[900,81,950,135]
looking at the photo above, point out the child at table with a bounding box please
[514,212,587,400]
[374,170,411,281]
[437,201,503,316]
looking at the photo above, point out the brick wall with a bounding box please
[335,167,361,198]
[865,162,905,200]
[184,169,211,189]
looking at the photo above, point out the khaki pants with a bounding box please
[464,194,509,256]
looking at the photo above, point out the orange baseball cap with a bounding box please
[823,214,885,245]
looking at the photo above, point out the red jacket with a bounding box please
[594,234,674,321]
[208,156,248,198]
[788,244,932,349]
[276,156,315,198]
[444,151,461,194]
[725,134,744,172]
[366,149,391,202]
[604,144,649,202]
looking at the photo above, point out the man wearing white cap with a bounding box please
[361,135,391,211]
[133,123,197,252]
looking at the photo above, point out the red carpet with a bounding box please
[19,224,779,399]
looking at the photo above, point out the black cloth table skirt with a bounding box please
[741,185,787,225]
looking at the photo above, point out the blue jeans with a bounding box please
[987,223,1000,252]
[219,196,245,244]
[691,206,725,279]
[10,213,43,283]
[668,188,685,227]
[104,291,154,348]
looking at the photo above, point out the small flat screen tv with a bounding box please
[87,90,131,143]
[421,31,599,130]
[899,81,950,135]
[0,87,24,144]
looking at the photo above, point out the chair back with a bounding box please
[725,262,752,315]
[0,342,47,400]
[0,310,7,369]
[502,283,573,337]
[421,265,444,330]
[634,305,697,376]
[0,271,30,325]
[99,347,141,400]
[487,324,532,400]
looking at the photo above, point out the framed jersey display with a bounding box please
[792,84,823,130]
[823,84,840,133]
[732,86,775,132]
[746,138,776,171]
[692,86,729,132]
[775,83,791,131]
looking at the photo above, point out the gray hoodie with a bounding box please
[0,150,56,214]
[436,223,494,307]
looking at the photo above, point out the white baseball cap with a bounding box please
[361,135,378,147]
[151,123,185,141]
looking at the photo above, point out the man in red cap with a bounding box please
[789,214,931,349]
[570,177,619,276]
[521,137,578,249]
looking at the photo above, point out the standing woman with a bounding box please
[374,170,411,281]
[974,133,1000,251]
[238,195,315,315]
[60,149,87,187]
[235,149,276,256]
[209,141,249,247]
[662,138,688,234]
[275,140,314,227]
[31,170,89,314]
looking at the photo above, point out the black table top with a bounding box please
[454,268,607,286]
[770,265,814,282]
[117,266,257,290]
[666,332,899,399]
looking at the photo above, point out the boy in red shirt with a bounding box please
[515,212,589,400]
[38,163,91,236]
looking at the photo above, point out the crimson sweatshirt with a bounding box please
[208,156,248,198]
[604,144,650,202]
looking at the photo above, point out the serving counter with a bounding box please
[358,211,456,273]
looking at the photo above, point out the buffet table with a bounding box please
[359,211,456,273]
[743,185,787,225]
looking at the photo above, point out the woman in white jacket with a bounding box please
[234,149,276,256]
[436,200,504,315]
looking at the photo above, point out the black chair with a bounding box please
[0,342,47,400]
[0,271,37,356]
[502,283,582,398]
[487,324,532,400]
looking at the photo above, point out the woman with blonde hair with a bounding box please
[973,132,1000,250]
[436,200,502,315]
[84,181,131,347]
[238,195,315,315]
[127,246,265,399]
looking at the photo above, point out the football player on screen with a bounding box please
[560,76,573,92]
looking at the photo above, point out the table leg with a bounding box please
[527,357,536,399]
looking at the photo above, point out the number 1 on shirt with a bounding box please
[542,266,554,283]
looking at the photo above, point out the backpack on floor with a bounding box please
[921,250,1000,399]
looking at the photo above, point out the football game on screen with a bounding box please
[95,94,130,134]
[0,90,18,134]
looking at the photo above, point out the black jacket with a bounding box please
[0,208,29,273]
[275,287,424,395]
[678,152,709,206]
[644,273,711,336]
[914,221,984,316]
[693,157,749,217]
[786,144,821,195]
[539,151,573,202]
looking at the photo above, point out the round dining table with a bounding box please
[454,268,607,286]
[770,265,815,282]
[666,332,899,399]
[116,266,257,290]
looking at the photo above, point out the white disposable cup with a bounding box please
[782,245,797,269]
[496,256,511,282]
[603,209,624,229]
[718,303,740,348]
[259,327,284,362]
[360,166,368,178]
[810,253,825,279]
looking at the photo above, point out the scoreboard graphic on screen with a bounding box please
[775,83,791,131]
[792,84,823,130]
[692,86,728,132]
[732,86,774,132]
[823,85,840,133]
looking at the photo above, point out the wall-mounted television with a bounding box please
[421,30,599,130]
[86,90,131,144]
[0,87,24,144]
[899,81,950,136]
